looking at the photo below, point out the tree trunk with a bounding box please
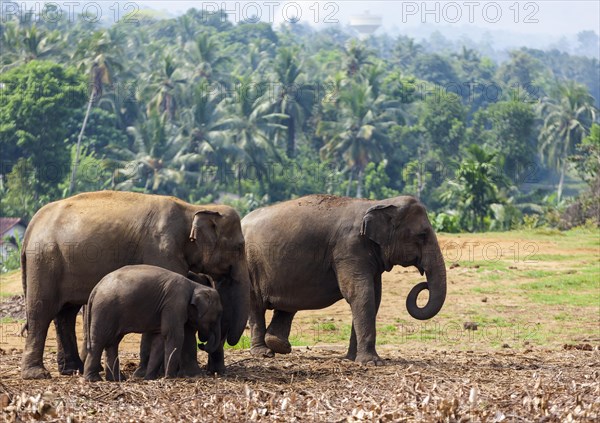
[286,115,295,158]
[557,159,566,203]
[68,90,95,196]
[356,168,364,198]
[346,171,353,197]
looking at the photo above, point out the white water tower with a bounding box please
[349,11,382,39]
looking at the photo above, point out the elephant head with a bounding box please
[185,208,250,346]
[190,287,223,354]
[360,197,447,320]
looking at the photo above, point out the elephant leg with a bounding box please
[345,275,381,361]
[163,332,184,378]
[265,310,295,354]
[338,271,383,366]
[207,344,225,374]
[104,341,125,382]
[83,342,104,382]
[179,326,202,377]
[345,325,358,361]
[54,304,84,375]
[144,334,164,380]
[133,332,153,379]
[21,303,56,379]
[249,290,273,357]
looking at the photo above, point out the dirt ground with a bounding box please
[1,232,599,421]
[1,347,598,422]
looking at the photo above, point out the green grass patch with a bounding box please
[520,267,599,306]
[521,270,557,278]
[225,335,251,350]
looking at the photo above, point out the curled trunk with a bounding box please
[406,243,447,320]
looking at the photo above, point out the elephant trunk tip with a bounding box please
[405,281,446,320]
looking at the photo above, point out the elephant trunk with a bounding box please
[406,240,447,320]
[201,320,221,354]
[225,262,250,345]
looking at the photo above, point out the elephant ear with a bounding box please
[190,288,218,319]
[189,210,223,249]
[360,204,397,246]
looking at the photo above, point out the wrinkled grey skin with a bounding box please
[21,191,250,380]
[242,194,447,365]
[132,271,221,378]
[84,265,222,382]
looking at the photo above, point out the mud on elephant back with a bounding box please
[242,194,446,365]
[20,190,250,380]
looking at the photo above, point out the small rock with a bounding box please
[508,266,518,270]
[449,263,460,269]
[0,393,10,409]
[463,322,478,331]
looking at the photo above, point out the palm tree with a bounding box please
[145,54,188,120]
[443,145,507,231]
[318,81,394,197]
[184,33,230,82]
[343,40,374,77]
[229,75,282,194]
[258,47,313,158]
[1,24,64,71]
[393,36,422,70]
[176,84,238,172]
[109,111,188,194]
[68,27,127,194]
[538,80,597,202]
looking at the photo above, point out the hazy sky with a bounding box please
[148,1,599,35]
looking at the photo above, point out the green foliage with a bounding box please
[0,60,86,199]
[363,162,400,200]
[419,92,466,158]
[1,233,22,274]
[0,14,597,231]
[0,158,45,220]
[442,145,509,231]
[471,100,536,184]
[570,123,600,186]
[430,212,461,233]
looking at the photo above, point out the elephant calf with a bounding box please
[83,265,222,382]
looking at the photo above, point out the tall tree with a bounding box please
[318,81,394,197]
[0,61,86,199]
[538,80,597,202]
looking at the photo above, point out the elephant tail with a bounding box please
[85,292,95,352]
[20,248,28,336]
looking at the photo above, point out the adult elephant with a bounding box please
[21,191,250,379]
[242,194,446,365]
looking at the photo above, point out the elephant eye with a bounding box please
[417,231,428,241]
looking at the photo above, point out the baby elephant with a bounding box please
[83,265,222,382]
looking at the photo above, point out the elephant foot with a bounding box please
[58,358,84,376]
[132,366,146,379]
[59,363,84,376]
[355,352,385,366]
[22,365,51,380]
[179,363,203,378]
[105,371,127,382]
[343,352,357,361]
[206,362,226,375]
[84,373,102,382]
[250,345,275,358]
[264,334,292,354]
